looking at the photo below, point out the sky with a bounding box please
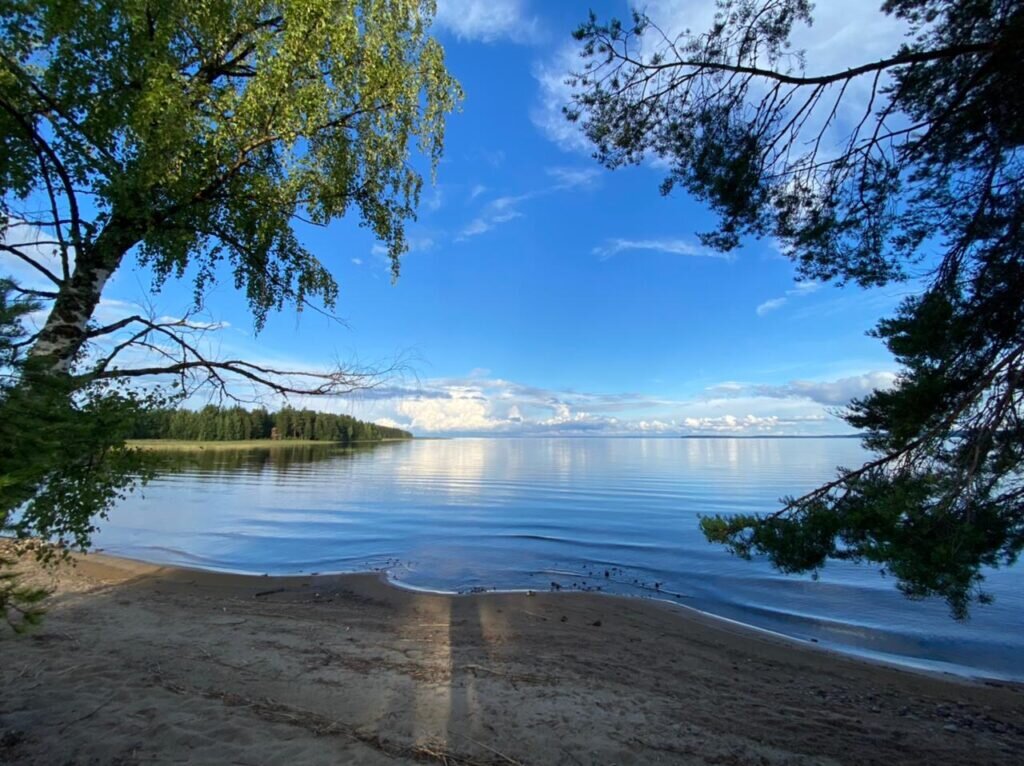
[10,1,923,437]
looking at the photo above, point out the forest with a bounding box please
[130,405,412,443]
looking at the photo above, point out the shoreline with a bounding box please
[89,548,1017,686]
[3,551,1022,765]
[126,438,411,451]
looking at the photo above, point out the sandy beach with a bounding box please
[1,551,1022,765]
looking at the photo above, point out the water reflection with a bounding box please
[100,437,1024,680]
[391,438,490,501]
[141,442,377,476]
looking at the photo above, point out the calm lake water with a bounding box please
[96,437,1023,680]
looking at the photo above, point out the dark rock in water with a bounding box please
[560,615,568,623]
[592,620,602,627]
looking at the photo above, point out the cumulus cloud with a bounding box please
[434,0,540,43]
[592,238,728,261]
[683,414,779,432]
[326,370,891,436]
[397,392,500,432]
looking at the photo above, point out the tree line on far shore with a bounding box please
[130,405,412,443]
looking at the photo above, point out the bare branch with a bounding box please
[605,40,994,88]
[76,311,385,402]
[0,244,63,286]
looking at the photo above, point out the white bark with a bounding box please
[29,267,112,373]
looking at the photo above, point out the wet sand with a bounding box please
[2,551,1022,765]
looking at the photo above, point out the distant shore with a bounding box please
[126,438,410,451]
[3,551,1022,765]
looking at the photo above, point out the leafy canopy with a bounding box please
[568,0,1023,618]
[1,0,461,325]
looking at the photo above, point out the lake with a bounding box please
[95,437,1023,680]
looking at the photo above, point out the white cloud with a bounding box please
[531,43,590,153]
[790,1,905,82]
[593,238,729,261]
[707,372,898,407]
[409,236,436,253]
[756,297,788,316]
[459,209,522,239]
[351,258,363,266]
[792,280,820,295]
[397,392,501,432]
[774,373,899,406]
[682,414,787,433]
[477,149,506,168]
[631,0,903,82]
[424,187,444,212]
[545,166,601,188]
[434,0,540,43]
[532,1,907,156]
[756,280,822,315]
[468,184,487,201]
[458,170,599,240]
[370,235,436,263]
[326,370,896,436]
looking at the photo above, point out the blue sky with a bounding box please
[13,1,920,436]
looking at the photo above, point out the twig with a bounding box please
[254,588,287,598]
[58,690,116,733]
[458,734,524,766]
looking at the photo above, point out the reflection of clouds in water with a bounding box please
[541,438,583,481]
[725,438,739,470]
[391,439,490,500]
[681,437,839,478]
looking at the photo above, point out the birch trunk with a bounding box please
[28,216,138,375]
